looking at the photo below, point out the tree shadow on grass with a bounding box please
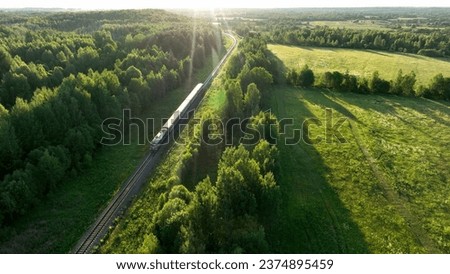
[333,92,400,116]
[267,85,370,254]
[265,51,369,253]
[300,89,361,123]
[366,50,391,57]
[405,97,450,128]
[339,92,450,131]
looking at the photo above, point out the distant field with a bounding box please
[268,44,450,86]
[269,86,450,253]
[309,20,391,30]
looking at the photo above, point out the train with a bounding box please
[150,83,203,149]
[150,32,236,150]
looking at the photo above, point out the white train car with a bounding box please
[149,32,236,151]
[150,83,204,149]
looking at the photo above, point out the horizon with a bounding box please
[1,0,450,10]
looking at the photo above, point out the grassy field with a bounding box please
[268,44,450,86]
[0,51,221,253]
[269,85,450,253]
[309,20,392,30]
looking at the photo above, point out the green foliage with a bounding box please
[321,71,344,90]
[245,111,279,145]
[369,71,391,94]
[224,80,244,120]
[75,46,100,73]
[267,23,450,56]
[137,234,159,254]
[341,72,360,93]
[215,142,279,252]
[0,47,12,77]
[238,66,273,93]
[0,9,222,229]
[422,73,450,100]
[286,65,315,87]
[124,66,142,85]
[1,72,31,107]
[130,139,280,254]
[226,52,246,79]
[244,83,261,117]
[0,113,20,176]
[390,70,417,96]
[252,140,278,174]
[184,177,218,253]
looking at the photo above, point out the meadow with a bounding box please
[268,44,450,86]
[309,20,392,30]
[268,85,450,253]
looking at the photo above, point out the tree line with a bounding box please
[221,8,450,57]
[0,10,221,227]
[286,65,450,100]
[268,26,450,57]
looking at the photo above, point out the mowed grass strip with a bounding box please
[268,44,450,86]
[269,85,450,253]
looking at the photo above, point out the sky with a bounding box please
[1,0,449,10]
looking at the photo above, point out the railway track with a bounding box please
[73,31,236,254]
[73,149,157,254]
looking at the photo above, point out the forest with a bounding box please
[0,9,221,228]
[0,7,449,254]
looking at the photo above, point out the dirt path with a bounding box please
[348,120,440,253]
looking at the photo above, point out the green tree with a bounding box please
[224,80,244,119]
[297,65,315,87]
[0,108,20,175]
[1,72,32,107]
[369,71,390,94]
[341,72,359,93]
[153,186,192,253]
[76,46,100,72]
[246,111,279,145]
[424,73,450,100]
[322,71,344,90]
[124,65,143,85]
[27,146,71,194]
[239,66,273,93]
[1,168,34,217]
[244,83,261,117]
[390,70,417,96]
[227,53,246,79]
[0,47,12,77]
[63,125,95,169]
[286,69,298,86]
[182,177,218,253]
[10,98,45,153]
[252,140,278,174]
